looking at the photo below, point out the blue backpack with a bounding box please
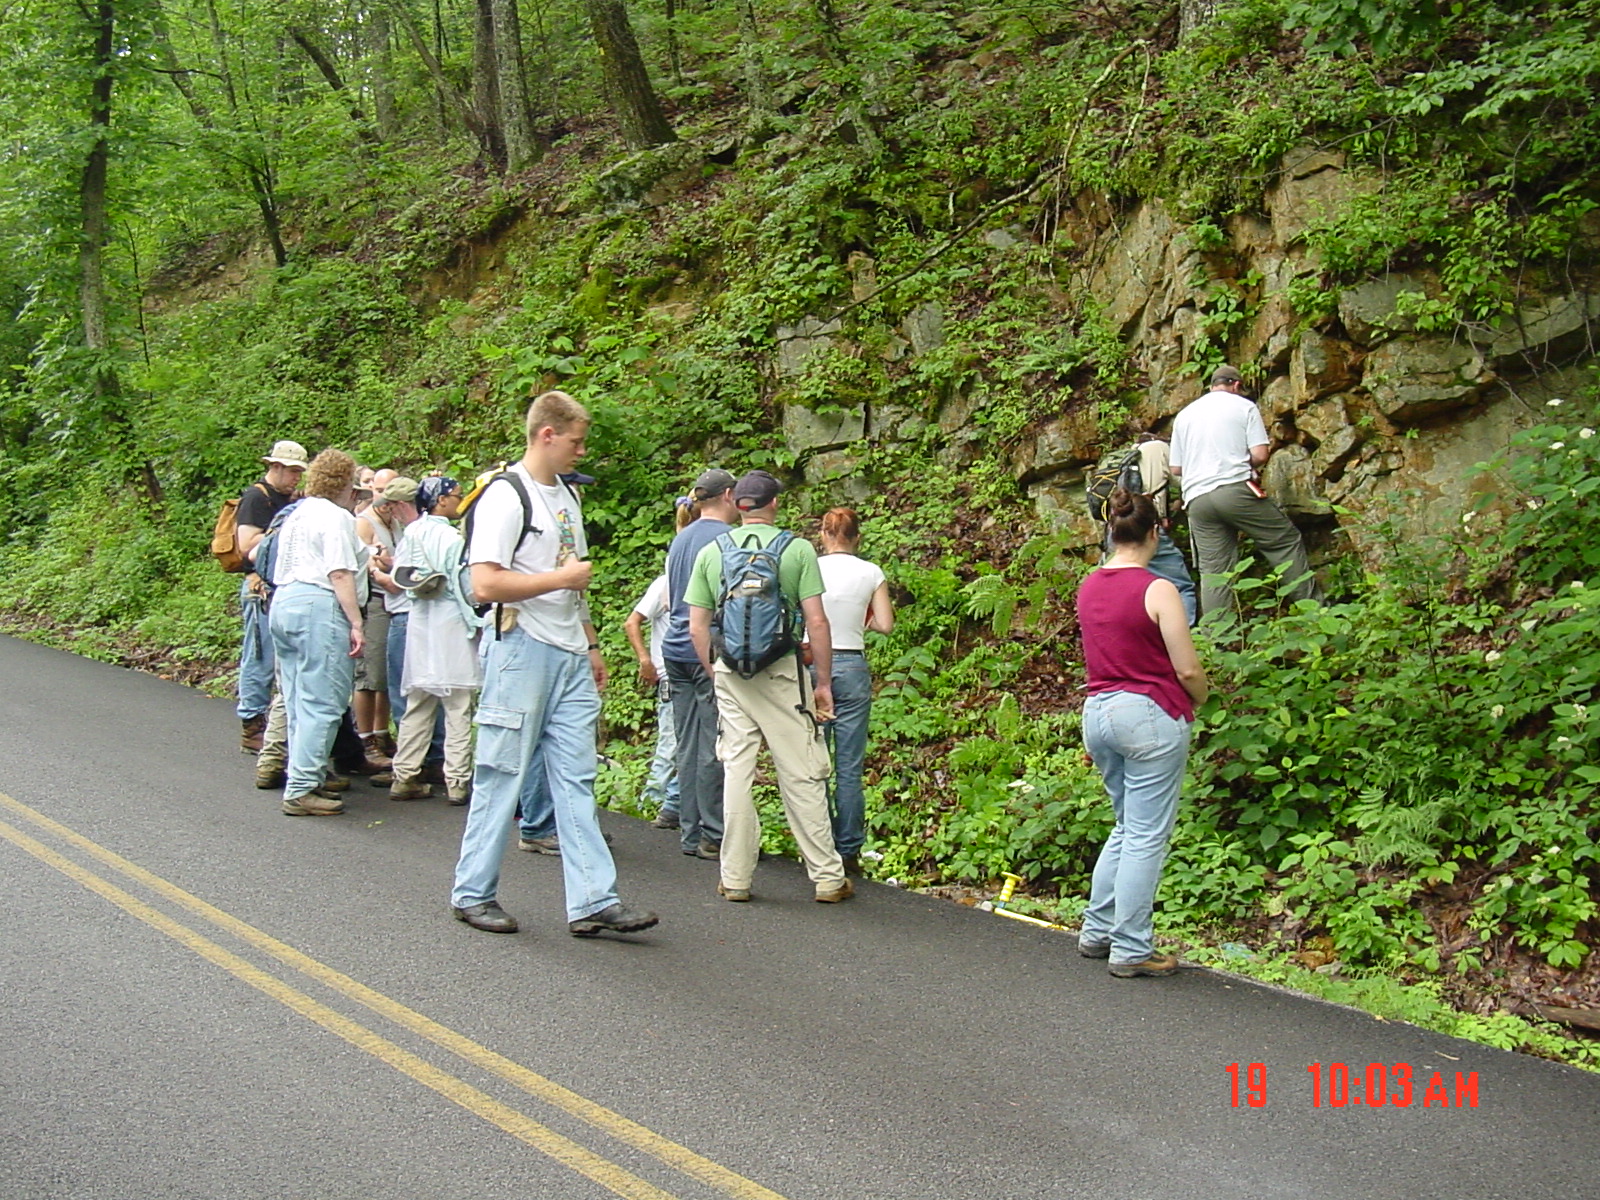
[712,529,798,678]
[251,498,305,606]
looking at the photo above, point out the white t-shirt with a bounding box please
[632,574,669,674]
[272,496,361,591]
[467,464,590,654]
[818,554,886,651]
[1169,389,1270,505]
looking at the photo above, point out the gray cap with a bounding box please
[1210,364,1243,386]
[733,469,782,511]
[691,468,737,500]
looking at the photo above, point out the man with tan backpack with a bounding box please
[215,439,307,752]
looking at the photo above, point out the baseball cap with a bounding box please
[381,476,420,504]
[733,470,782,511]
[692,468,737,500]
[1210,364,1243,386]
[263,440,309,469]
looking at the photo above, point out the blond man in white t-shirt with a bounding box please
[448,392,659,939]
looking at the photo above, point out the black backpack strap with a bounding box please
[462,471,542,641]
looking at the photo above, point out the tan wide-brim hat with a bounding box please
[263,440,310,469]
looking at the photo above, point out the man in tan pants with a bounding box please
[686,470,852,904]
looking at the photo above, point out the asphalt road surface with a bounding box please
[3,633,1598,1200]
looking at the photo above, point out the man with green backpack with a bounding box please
[686,470,852,905]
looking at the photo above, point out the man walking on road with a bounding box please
[234,439,307,753]
[687,470,851,904]
[1169,364,1321,620]
[449,391,658,938]
[661,469,739,860]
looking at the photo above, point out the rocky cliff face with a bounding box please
[774,144,1599,558]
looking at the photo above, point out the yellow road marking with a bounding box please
[0,793,789,1200]
[0,816,678,1200]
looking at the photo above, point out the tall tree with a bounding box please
[490,0,540,170]
[79,0,162,502]
[586,0,676,148]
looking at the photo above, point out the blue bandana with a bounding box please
[416,475,460,514]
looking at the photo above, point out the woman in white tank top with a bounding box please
[814,508,894,875]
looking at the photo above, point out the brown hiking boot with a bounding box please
[815,879,855,903]
[255,762,286,790]
[389,778,434,801]
[283,787,345,816]
[240,715,266,754]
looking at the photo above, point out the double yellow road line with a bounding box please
[0,793,787,1200]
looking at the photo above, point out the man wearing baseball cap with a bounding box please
[685,469,851,903]
[1169,365,1320,619]
[234,439,308,753]
[660,468,739,860]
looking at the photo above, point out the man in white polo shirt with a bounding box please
[1169,364,1320,620]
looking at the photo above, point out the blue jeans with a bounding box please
[1104,528,1198,626]
[268,583,355,798]
[1081,691,1193,964]
[666,658,723,852]
[642,679,680,816]
[236,580,275,720]
[815,652,871,856]
[451,628,619,921]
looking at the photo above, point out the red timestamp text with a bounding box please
[1225,1062,1480,1108]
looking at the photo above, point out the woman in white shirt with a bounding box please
[268,448,366,816]
[814,508,894,875]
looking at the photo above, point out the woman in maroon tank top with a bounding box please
[1076,489,1209,977]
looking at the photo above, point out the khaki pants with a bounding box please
[714,657,845,892]
[393,687,475,794]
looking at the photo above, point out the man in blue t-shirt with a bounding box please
[661,468,738,859]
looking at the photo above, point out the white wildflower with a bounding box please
[1527,499,1541,510]
[1551,441,1566,450]
[1557,736,1572,744]
[1573,581,1587,590]
[1485,650,1503,663]
[1491,704,1505,719]
[1575,704,1588,720]
[1461,511,1476,524]
[1548,398,1565,407]
[1581,428,1596,439]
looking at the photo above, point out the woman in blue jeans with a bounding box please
[813,508,895,875]
[1076,488,1209,977]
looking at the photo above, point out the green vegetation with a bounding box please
[3,1,1600,1063]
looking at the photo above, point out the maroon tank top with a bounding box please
[1076,566,1193,721]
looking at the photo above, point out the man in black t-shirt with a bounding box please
[236,439,307,752]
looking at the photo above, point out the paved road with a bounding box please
[2,633,1597,1200]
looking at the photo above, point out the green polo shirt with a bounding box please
[684,523,825,611]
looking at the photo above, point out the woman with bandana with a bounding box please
[388,476,485,805]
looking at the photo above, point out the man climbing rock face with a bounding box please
[1169,365,1321,620]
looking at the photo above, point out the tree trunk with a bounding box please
[490,0,541,171]
[287,26,381,144]
[366,8,398,140]
[152,10,288,267]
[586,0,676,148]
[736,0,774,130]
[1180,0,1219,40]
[81,0,162,504]
[472,0,506,168]
[387,0,486,145]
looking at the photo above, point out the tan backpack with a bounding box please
[211,482,268,573]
